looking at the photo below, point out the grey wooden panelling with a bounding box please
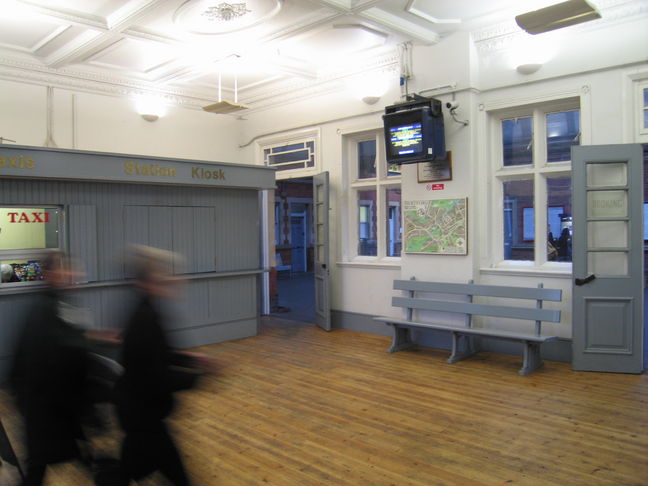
[193,206,216,272]
[68,204,98,282]
[0,177,264,374]
[149,206,173,253]
[172,206,194,272]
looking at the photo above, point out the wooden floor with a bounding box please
[2,316,648,485]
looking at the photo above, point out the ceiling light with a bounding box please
[202,72,249,114]
[515,0,601,35]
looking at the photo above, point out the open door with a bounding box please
[313,172,331,331]
[572,144,644,373]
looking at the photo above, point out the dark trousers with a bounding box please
[20,464,46,486]
[119,422,190,486]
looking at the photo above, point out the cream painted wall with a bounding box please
[239,24,648,336]
[0,80,46,147]
[0,80,245,163]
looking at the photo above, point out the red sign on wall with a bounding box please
[426,183,445,191]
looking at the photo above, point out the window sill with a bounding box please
[481,262,572,279]
[337,259,401,270]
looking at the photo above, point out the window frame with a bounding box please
[343,128,402,264]
[637,79,648,138]
[489,98,580,273]
[258,128,321,180]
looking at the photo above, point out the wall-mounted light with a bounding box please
[516,63,543,75]
[135,95,166,122]
[346,71,392,105]
[510,34,557,75]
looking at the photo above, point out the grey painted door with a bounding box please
[313,172,330,331]
[572,144,644,373]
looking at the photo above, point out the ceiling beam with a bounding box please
[359,7,440,44]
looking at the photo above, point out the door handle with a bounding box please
[575,274,596,286]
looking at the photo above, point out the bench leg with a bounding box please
[520,341,544,376]
[387,324,415,353]
[447,332,478,364]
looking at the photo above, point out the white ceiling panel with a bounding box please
[0,16,66,53]
[84,36,181,74]
[0,0,643,112]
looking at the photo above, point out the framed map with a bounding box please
[403,198,467,255]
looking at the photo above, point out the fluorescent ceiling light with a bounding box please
[516,0,601,35]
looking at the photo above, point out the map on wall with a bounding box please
[403,198,467,255]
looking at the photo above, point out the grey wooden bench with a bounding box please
[373,279,562,375]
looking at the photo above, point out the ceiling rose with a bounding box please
[174,0,283,34]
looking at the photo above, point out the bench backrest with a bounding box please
[392,279,561,335]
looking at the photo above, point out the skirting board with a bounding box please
[331,309,572,363]
[168,317,259,349]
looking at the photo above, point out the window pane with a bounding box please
[502,117,533,166]
[272,143,305,153]
[547,110,580,162]
[269,149,309,164]
[357,189,377,256]
[358,140,376,179]
[0,208,61,250]
[547,177,572,262]
[387,162,401,177]
[1,259,45,282]
[386,188,401,257]
[503,180,534,260]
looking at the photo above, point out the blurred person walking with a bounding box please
[9,251,91,486]
[115,246,213,486]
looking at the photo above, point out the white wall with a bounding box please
[0,79,245,163]
[240,21,648,337]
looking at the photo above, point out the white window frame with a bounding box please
[257,128,321,180]
[487,97,581,273]
[637,78,648,139]
[342,128,402,264]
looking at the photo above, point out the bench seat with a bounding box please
[375,279,562,375]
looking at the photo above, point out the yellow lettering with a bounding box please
[0,154,36,169]
[124,161,134,175]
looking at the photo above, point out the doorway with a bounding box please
[270,177,315,324]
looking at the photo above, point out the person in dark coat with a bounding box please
[9,251,90,486]
[115,245,213,486]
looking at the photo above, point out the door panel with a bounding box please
[313,172,330,331]
[572,144,643,373]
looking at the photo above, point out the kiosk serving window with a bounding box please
[0,207,62,283]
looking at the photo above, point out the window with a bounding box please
[346,130,401,261]
[493,100,578,268]
[642,86,648,132]
[263,139,316,173]
[0,206,63,284]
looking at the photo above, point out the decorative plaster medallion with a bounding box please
[174,0,283,34]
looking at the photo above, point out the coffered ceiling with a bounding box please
[0,0,644,112]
